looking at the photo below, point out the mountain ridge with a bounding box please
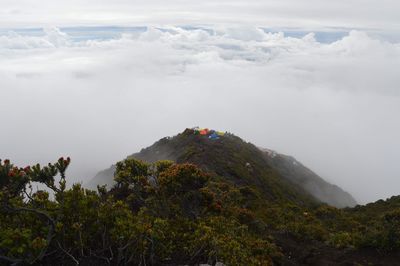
[87,128,356,208]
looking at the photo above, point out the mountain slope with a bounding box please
[87,128,356,207]
[261,149,357,208]
[86,165,116,189]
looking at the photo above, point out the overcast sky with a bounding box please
[0,1,399,204]
[0,0,400,32]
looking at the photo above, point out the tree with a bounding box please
[0,158,69,265]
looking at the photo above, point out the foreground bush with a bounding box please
[0,158,280,265]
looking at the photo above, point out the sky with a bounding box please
[0,1,399,204]
[0,0,400,32]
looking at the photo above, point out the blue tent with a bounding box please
[209,132,220,140]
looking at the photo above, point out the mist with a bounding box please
[1,26,399,204]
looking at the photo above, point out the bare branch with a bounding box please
[6,205,56,263]
[0,255,23,266]
[8,206,56,227]
[57,241,79,265]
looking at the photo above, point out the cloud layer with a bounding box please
[1,26,400,203]
[1,0,400,33]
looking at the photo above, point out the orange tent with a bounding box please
[199,128,209,135]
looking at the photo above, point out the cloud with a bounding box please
[43,27,70,47]
[0,27,70,49]
[0,26,399,204]
[0,32,53,49]
[0,0,400,33]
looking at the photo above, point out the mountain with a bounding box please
[87,128,356,207]
[261,149,356,208]
[86,165,116,189]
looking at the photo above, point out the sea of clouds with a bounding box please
[1,26,399,203]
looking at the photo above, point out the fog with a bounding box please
[0,26,399,204]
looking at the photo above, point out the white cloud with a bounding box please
[0,0,399,33]
[0,26,399,204]
[0,27,71,49]
[43,27,71,47]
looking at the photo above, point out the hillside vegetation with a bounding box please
[89,128,356,208]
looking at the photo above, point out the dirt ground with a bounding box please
[274,232,400,266]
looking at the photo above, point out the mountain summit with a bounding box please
[88,128,356,208]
